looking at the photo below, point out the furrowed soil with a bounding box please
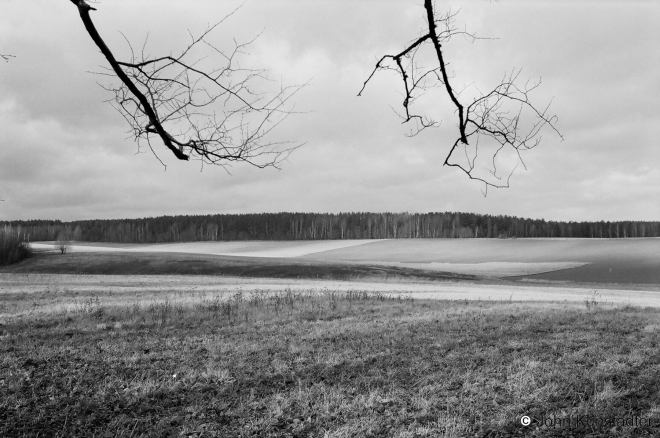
[30,237,660,284]
[304,238,660,285]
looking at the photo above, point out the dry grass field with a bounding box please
[1,239,660,437]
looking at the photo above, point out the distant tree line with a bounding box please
[2,213,659,244]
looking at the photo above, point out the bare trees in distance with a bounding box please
[69,0,306,169]
[4,213,658,243]
[359,0,563,191]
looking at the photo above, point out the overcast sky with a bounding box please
[1,0,658,222]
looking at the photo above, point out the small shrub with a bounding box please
[584,290,601,309]
[56,241,70,254]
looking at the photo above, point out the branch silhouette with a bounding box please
[70,0,305,169]
[359,1,562,190]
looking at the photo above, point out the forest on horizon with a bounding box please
[2,212,659,243]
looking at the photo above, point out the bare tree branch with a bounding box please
[359,1,562,190]
[70,0,306,169]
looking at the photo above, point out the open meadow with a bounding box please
[1,238,660,437]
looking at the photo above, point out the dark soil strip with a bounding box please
[509,260,660,285]
[0,252,476,282]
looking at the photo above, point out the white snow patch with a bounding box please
[29,240,380,258]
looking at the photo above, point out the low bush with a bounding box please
[0,229,32,265]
